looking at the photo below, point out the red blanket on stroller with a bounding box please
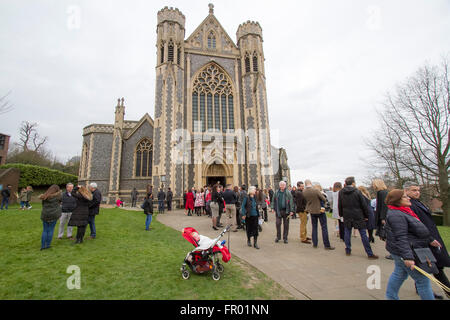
[182,227,231,262]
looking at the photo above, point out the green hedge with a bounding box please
[0,163,78,188]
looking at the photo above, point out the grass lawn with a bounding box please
[437,226,450,249]
[0,203,293,300]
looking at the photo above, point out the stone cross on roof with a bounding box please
[208,3,214,14]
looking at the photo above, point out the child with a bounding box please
[26,186,33,209]
[19,188,28,210]
[116,198,124,207]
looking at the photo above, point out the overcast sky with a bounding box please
[1,0,449,188]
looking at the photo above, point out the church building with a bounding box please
[78,4,290,204]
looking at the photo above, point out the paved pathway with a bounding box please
[154,209,447,300]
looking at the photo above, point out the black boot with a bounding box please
[247,238,252,247]
[368,230,375,243]
[253,237,260,249]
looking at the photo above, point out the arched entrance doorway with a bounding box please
[205,163,227,187]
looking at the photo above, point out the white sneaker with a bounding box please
[28,206,32,210]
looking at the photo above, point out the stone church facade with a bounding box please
[78,4,290,204]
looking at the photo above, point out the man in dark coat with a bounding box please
[237,185,248,230]
[217,186,225,227]
[157,188,166,213]
[131,187,139,207]
[1,185,12,210]
[166,188,173,211]
[268,188,274,204]
[405,181,450,298]
[338,177,378,259]
[88,182,102,239]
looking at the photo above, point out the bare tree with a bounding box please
[368,56,450,225]
[18,121,48,152]
[0,91,14,115]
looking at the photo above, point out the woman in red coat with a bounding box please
[185,190,194,216]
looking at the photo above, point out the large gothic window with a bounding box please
[135,139,153,177]
[192,64,234,133]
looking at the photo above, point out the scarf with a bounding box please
[387,205,420,221]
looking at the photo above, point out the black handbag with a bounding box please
[377,225,387,241]
[412,247,438,274]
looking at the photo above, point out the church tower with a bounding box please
[152,7,186,196]
[237,21,274,189]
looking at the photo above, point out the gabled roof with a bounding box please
[185,10,238,51]
[124,113,154,140]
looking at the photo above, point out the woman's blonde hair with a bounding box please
[358,186,371,199]
[372,179,387,191]
[78,186,93,201]
[313,183,323,192]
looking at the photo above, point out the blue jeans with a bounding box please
[158,201,164,213]
[386,253,434,300]
[1,197,9,209]
[344,227,374,256]
[20,201,26,208]
[88,215,96,238]
[310,213,331,247]
[145,214,152,230]
[41,220,57,249]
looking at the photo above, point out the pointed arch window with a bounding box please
[82,143,89,178]
[135,139,153,177]
[252,52,258,72]
[160,43,165,64]
[192,64,234,133]
[168,40,174,62]
[244,53,251,73]
[207,32,216,49]
[177,47,181,65]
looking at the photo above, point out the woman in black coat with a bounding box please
[68,186,93,244]
[372,179,389,233]
[384,189,440,300]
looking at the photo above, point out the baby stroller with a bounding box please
[180,225,231,281]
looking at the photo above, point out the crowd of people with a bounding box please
[0,174,448,300]
[176,177,449,300]
[39,182,102,249]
